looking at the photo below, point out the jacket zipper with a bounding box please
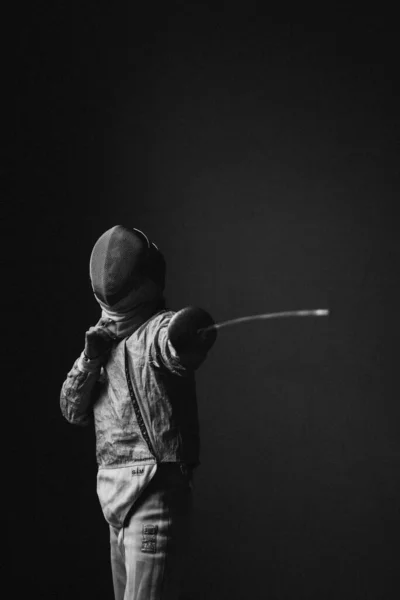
[124,340,158,460]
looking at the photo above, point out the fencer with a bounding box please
[60,225,217,600]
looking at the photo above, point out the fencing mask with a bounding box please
[89,225,166,319]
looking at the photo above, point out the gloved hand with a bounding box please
[84,318,118,359]
[168,306,217,357]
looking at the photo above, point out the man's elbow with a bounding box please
[60,397,92,427]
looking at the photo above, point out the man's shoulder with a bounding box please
[139,309,176,336]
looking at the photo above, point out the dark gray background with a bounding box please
[16,4,399,599]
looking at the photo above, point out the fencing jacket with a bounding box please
[60,309,201,528]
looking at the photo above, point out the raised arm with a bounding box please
[60,319,117,426]
[151,307,217,373]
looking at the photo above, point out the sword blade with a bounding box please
[199,309,330,333]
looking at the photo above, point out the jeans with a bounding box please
[109,464,193,600]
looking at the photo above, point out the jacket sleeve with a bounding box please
[60,354,103,426]
[150,312,208,374]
